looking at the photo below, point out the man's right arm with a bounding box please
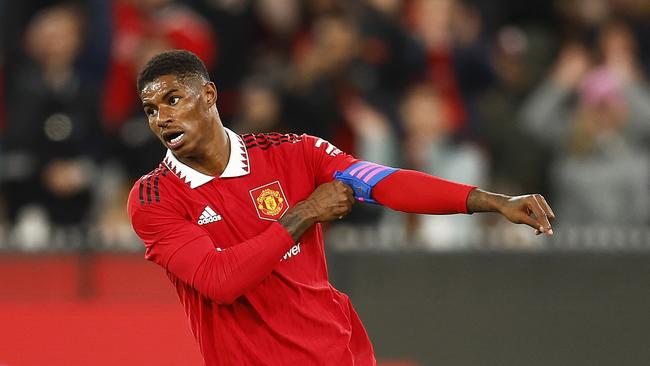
[278,180,354,241]
[128,181,353,305]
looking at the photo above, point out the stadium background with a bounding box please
[2,0,650,365]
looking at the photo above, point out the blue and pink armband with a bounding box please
[333,161,397,204]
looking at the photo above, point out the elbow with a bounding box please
[204,286,243,305]
[211,293,240,305]
[191,251,245,304]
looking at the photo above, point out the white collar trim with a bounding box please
[163,127,250,188]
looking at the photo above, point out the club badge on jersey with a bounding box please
[249,181,289,221]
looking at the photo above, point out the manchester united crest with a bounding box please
[249,181,289,221]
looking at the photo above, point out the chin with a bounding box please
[176,143,198,158]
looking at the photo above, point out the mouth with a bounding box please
[162,130,185,149]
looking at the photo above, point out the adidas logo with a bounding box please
[198,206,222,225]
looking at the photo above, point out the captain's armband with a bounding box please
[333,162,397,204]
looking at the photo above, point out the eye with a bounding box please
[169,96,180,105]
[144,107,158,118]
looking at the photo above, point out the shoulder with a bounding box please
[241,132,341,156]
[241,132,305,151]
[127,164,178,218]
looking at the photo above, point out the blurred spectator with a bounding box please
[0,46,4,135]
[554,0,611,38]
[477,25,554,193]
[521,22,650,226]
[0,0,5,134]
[283,14,360,141]
[406,0,494,137]
[348,84,488,247]
[252,0,302,72]
[231,78,287,134]
[351,0,426,107]
[343,96,397,167]
[186,0,256,120]
[2,5,105,247]
[610,0,650,77]
[340,95,397,226]
[0,3,5,236]
[407,0,466,133]
[399,83,488,247]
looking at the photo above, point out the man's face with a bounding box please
[140,74,216,157]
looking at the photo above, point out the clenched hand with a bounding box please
[279,181,355,241]
[467,189,556,235]
[498,194,556,235]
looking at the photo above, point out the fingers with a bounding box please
[330,180,355,219]
[528,195,553,235]
[535,194,555,221]
[343,184,355,206]
[334,180,355,206]
[340,188,354,216]
[500,193,556,237]
[332,179,350,194]
[517,209,546,234]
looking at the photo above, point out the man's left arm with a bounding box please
[348,165,556,235]
[301,135,555,234]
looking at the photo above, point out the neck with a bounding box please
[177,114,230,176]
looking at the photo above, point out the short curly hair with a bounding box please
[137,50,210,93]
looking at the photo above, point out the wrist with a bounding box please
[467,188,511,214]
[278,200,318,242]
[293,200,319,226]
[488,192,511,214]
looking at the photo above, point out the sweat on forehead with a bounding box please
[137,49,211,93]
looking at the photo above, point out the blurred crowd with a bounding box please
[1,0,650,251]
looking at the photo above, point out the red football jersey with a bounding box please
[127,128,375,365]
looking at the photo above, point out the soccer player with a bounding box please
[127,50,555,365]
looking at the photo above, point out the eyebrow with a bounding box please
[142,88,179,107]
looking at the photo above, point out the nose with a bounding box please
[155,105,174,127]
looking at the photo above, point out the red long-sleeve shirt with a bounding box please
[128,129,474,365]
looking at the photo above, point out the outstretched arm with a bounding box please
[338,165,555,235]
[306,135,556,235]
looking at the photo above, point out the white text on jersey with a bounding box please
[198,206,222,225]
[314,138,341,156]
[282,243,301,261]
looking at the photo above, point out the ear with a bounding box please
[203,81,217,107]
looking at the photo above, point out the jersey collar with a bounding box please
[163,127,250,189]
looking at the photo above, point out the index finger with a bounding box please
[535,194,556,221]
[337,180,353,193]
[344,185,355,205]
[529,196,553,234]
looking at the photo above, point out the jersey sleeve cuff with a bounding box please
[462,186,478,214]
[268,221,295,246]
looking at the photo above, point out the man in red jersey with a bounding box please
[128,50,555,365]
